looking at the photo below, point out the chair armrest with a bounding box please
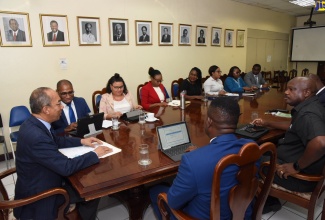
[157,193,199,220]
[259,162,323,182]
[0,168,16,179]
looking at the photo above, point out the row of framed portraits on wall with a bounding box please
[0,11,245,47]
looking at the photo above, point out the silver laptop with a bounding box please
[156,122,194,162]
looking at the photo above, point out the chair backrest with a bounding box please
[9,106,30,127]
[91,88,107,114]
[220,74,227,84]
[201,75,209,84]
[0,168,71,220]
[240,72,246,80]
[137,82,148,105]
[302,68,309,76]
[171,78,183,99]
[288,69,297,79]
[211,142,277,220]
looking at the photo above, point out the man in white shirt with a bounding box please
[82,23,96,43]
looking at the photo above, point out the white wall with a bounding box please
[0,0,295,154]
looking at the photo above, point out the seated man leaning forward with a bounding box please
[150,97,255,220]
[52,79,91,134]
[252,77,325,213]
[14,87,112,220]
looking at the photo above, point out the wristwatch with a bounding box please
[293,161,301,172]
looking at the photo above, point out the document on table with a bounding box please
[59,141,121,159]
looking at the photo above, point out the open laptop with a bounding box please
[156,122,193,162]
[235,124,269,140]
[69,112,104,138]
[120,110,142,122]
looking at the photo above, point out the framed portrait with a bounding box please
[0,11,32,47]
[77,16,101,46]
[196,25,207,46]
[109,18,129,45]
[135,20,152,45]
[224,29,234,47]
[211,27,221,46]
[40,14,70,46]
[179,24,191,46]
[236,29,245,47]
[158,22,173,46]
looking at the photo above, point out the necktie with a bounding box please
[13,32,17,41]
[53,33,57,41]
[255,75,258,83]
[67,103,76,123]
[49,127,55,140]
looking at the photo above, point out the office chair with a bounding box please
[137,82,148,105]
[91,88,106,113]
[157,142,277,220]
[171,78,183,99]
[8,106,30,162]
[0,115,9,169]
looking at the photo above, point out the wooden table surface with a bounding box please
[68,88,291,201]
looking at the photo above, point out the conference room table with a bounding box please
[68,87,291,219]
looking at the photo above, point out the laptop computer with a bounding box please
[156,122,194,162]
[120,110,142,122]
[69,112,104,138]
[235,124,269,140]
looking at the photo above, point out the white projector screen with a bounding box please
[291,26,325,62]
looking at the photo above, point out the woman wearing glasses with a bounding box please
[203,65,227,96]
[224,66,252,93]
[180,67,203,100]
[99,73,142,119]
[141,67,170,110]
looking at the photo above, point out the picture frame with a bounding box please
[135,20,152,45]
[196,25,207,46]
[0,11,32,47]
[109,18,129,45]
[77,16,101,46]
[40,14,70,47]
[236,29,245,47]
[158,22,173,46]
[224,29,234,47]
[211,27,221,46]
[179,24,191,46]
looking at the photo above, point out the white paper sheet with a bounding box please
[59,141,121,159]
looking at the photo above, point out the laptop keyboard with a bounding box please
[164,143,192,156]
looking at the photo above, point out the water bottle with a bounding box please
[180,90,186,110]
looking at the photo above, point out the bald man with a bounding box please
[253,77,325,213]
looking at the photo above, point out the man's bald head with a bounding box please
[285,77,316,106]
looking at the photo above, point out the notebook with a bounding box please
[69,112,104,138]
[235,124,269,140]
[156,122,193,162]
[120,110,142,122]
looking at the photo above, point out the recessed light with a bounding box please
[289,0,315,7]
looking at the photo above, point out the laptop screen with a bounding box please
[157,122,191,150]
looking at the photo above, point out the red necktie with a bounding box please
[53,33,57,41]
[13,32,17,41]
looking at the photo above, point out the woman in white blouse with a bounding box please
[99,73,142,119]
[203,65,226,95]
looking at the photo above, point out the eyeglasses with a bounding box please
[112,85,124,90]
[59,91,74,96]
[215,70,222,74]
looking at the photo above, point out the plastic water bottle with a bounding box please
[180,90,186,109]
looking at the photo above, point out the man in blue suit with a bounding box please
[14,87,112,220]
[52,79,91,134]
[150,97,255,219]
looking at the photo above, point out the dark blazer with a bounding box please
[47,30,65,41]
[317,87,325,108]
[14,115,99,219]
[52,97,91,134]
[198,37,205,43]
[139,34,150,42]
[5,29,26,41]
[113,34,125,41]
[161,34,171,42]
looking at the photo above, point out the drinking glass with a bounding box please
[138,144,152,165]
[139,111,146,124]
[112,117,119,130]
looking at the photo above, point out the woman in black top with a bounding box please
[180,67,203,100]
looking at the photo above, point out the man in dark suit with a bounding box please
[139,26,150,42]
[161,27,171,43]
[47,20,65,41]
[244,64,268,88]
[52,79,91,134]
[5,18,26,41]
[14,87,112,220]
[113,23,125,41]
[197,29,205,43]
[149,97,254,219]
[308,73,325,107]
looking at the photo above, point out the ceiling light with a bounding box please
[289,0,315,7]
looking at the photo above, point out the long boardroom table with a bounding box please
[68,87,292,219]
